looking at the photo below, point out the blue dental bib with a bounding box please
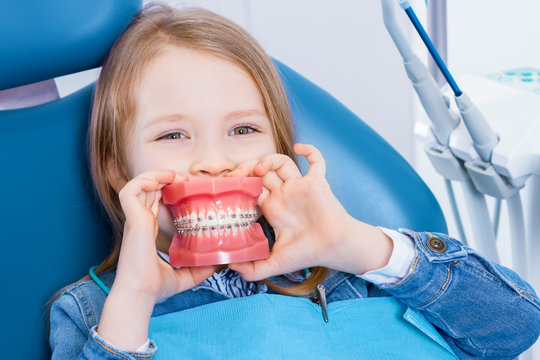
[148,293,456,359]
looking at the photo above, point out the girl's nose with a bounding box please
[190,153,235,178]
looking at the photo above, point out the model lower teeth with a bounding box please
[173,208,261,234]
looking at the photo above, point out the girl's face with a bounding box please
[128,46,277,242]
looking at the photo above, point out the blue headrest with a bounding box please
[0,0,141,90]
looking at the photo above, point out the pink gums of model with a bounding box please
[161,177,270,267]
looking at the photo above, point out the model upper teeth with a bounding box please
[173,208,261,234]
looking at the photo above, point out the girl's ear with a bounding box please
[106,159,128,193]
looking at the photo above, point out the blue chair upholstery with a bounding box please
[0,2,446,359]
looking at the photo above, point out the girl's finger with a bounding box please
[261,171,283,193]
[122,170,187,199]
[255,154,301,182]
[151,190,161,215]
[138,169,178,185]
[228,257,282,282]
[138,178,160,208]
[225,160,259,178]
[257,187,270,207]
[120,172,180,211]
[120,177,158,203]
[293,143,326,178]
[169,171,189,184]
[172,265,217,292]
[146,188,156,208]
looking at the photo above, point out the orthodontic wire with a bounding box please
[174,210,259,234]
[400,1,462,96]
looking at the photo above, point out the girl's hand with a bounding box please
[114,170,216,302]
[100,170,218,350]
[226,143,393,281]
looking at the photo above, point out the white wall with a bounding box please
[448,0,540,79]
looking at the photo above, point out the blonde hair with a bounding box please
[90,3,330,296]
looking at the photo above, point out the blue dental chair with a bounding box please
[0,1,446,359]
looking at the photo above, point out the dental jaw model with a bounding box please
[161,177,270,267]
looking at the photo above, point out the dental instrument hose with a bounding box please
[399,0,499,163]
[399,0,461,97]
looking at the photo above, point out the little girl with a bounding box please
[49,3,540,359]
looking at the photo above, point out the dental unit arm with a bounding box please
[381,0,537,280]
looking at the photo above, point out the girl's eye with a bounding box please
[159,132,186,140]
[230,125,257,136]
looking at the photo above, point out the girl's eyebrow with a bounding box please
[224,109,267,121]
[144,109,267,129]
[144,113,187,129]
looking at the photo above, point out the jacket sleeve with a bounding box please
[49,290,158,359]
[378,229,540,359]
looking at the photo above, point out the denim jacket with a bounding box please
[49,230,540,359]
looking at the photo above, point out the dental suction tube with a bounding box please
[454,94,499,163]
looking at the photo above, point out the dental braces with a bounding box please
[173,209,260,234]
